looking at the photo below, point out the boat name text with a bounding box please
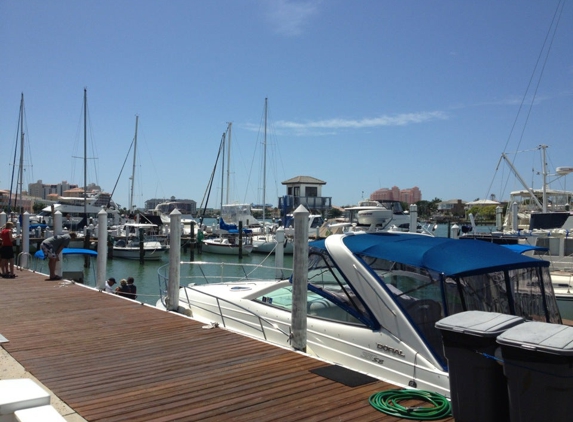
[377,344,405,357]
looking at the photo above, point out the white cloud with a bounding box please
[242,110,448,136]
[276,111,447,130]
[265,0,321,37]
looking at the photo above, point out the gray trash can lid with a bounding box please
[435,311,524,337]
[496,321,573,356]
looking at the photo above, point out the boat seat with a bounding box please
[308,297,356,322]
[14,405,66,422]
[0,379,51,422]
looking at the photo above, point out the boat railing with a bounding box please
[180,285,291,342]
[158,261,292,286]
[157,261,293,341]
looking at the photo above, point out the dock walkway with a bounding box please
[0,270,454,421]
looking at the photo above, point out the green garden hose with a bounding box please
[369,389,452,420]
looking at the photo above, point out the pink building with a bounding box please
[370,186,421,203]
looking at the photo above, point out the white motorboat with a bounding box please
[112,222,169,260]
[202,234,253,256]
[158,231,561,398]
[113,237,168,260]
[40,192,121,228]
[252,233,294,254]
[328,200,412,234]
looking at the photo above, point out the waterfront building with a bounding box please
[278,175,331,216]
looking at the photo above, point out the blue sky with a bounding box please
[1,0,572,210]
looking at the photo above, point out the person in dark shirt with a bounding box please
[115,279,130,297]
[126,276,137,300]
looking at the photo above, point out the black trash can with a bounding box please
[497,321,573,422]
[436,311,524,422]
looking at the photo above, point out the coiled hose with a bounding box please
[368,389,451,420]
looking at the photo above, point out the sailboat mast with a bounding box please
[18,94,25,216]
[129,115,139,212]
[220,131,226,212]
[541,144,548,213]
[262,98,267,225]
[226,122,232,204]
[83,88,87,219]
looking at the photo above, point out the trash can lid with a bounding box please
[496,321,573,356]
[435,311,524,337]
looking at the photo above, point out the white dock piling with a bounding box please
[96,209,108,290]
[275,227,285,278]
[496,206,503,231]
[53,211,63,277]
[291,205,309,352]
[167,209,181,311]
[409,204,418,232]
[21,212,29,269]
[511,202,518,232]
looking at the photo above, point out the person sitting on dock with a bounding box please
[40,232,78,280]
[104,277,116,293]
[115,279,130,297]
[0,222,17,278]
[126,276,137,300]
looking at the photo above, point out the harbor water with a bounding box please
[43,222,482,307]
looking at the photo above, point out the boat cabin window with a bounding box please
[310,216,324,228]
[255,286,365,325]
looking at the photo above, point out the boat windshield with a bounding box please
[304,250,374,326]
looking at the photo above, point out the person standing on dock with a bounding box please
[0,222,17,278]
[126,276,137,300]
[40,232,78,280]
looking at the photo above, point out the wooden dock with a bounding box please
[0,270,454,421]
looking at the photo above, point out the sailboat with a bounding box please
[39,90,120,230]
[112,116,169,261]
[251,99,294,254]
[201,124,254,256]
[8,93,26,222]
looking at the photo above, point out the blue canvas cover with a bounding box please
[501,244,548,254]
[34,248,98,260]
[310,233,548,277]
[219,218,253,234]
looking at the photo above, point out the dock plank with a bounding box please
[0,270,454,421]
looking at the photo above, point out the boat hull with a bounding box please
[112,246,168,260]
[252,236,294,254]
[202,240,253,255]
[552,272,573,320]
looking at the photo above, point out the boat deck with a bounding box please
[0,270,454,421]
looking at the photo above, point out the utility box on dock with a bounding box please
[497,321,573,422]
[436,311,524,422]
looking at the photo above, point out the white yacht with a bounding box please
[158,231,561,397]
